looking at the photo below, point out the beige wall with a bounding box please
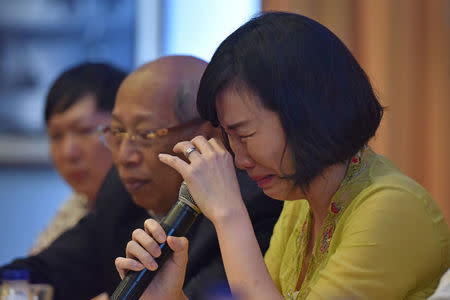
[263,0,450,226]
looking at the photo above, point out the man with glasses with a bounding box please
[1,55,282,300]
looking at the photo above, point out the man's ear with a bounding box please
[195,121,221,140]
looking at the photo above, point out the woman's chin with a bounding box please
[261,187,287,201]
[262,184,304,201]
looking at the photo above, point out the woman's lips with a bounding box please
[252,175,275,189]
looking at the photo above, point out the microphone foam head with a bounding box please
[179,182,201,213]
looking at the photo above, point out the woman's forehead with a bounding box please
[215,86,266,127]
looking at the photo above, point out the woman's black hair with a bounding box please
[44,62,127,125]
[197,12,383,189]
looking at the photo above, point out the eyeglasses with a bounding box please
[98,119,203,150]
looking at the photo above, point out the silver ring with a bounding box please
[184,146,198,159]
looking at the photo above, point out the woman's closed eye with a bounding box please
[226,131,255,143]
[238,132,255,140]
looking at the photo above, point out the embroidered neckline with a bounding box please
[287,146,370,299]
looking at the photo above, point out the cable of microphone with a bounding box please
[110,181,201,300]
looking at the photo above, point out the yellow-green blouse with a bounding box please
[264,147,450,300]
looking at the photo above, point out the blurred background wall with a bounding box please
[0,0,448,265]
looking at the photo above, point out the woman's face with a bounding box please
[216,85,304,200]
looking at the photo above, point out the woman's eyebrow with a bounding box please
[226,120,250,131]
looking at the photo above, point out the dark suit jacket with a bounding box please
[0,167,282,300]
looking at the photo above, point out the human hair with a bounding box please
[44,62,127,125]
[197,12,384,189]
[174,79,202,123]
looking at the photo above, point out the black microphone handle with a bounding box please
[110,200,200,300]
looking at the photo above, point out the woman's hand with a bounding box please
[158,136,246,225]
[159,136,281,300]
[115,219,189,300]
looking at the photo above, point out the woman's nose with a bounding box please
[231,140,255,170]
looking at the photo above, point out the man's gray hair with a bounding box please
[173,79,201,123]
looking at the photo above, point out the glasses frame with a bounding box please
[98,118,204,149]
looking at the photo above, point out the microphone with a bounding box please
[110,182,201,300]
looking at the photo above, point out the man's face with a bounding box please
[47,95,112,203]
[110,72,195,214]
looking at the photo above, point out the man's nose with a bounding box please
[116,138,142,167]
[62,134,81,161]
